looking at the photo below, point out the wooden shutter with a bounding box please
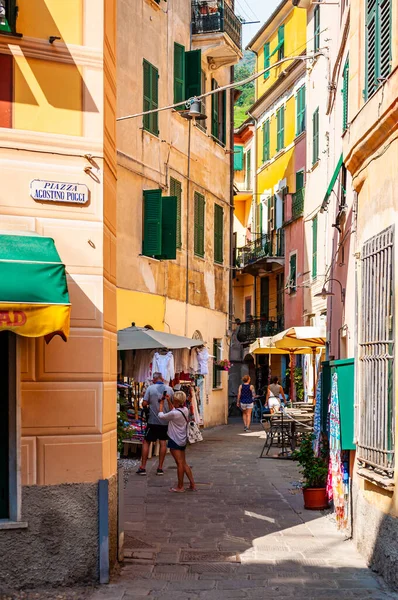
[296,85,305,135]
[312,216,318,278]
[194,192,205,257]
[185,50,202,98]
[379,0,391,80]
[214,204,223,264]
[174,43,185,106]
[365,0,378,98]
[161,196,177,260]
[314,6,320,52]
[211,79,218,139]
[342,58,349,131]
[170,178,182,248]
[289,254,297,292]
[277,107,284,151]
[268,195,275,231]
[312,108,319,164]
[143,60,151,132]
[221,89,227,145]
[263,42,270,79]
[143,189,162,257]
[278,25,285,60]
[234,145,243,171]
[296,170,304,190]
[151,64,159,135]
[263,120,270,162]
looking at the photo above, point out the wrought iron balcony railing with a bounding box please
[191,1,242,50]
[235,230,285,270]
[291,187,305,219]
[236,317,285,344]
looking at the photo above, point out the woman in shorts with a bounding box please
[237,375,255,432]
[158,391,197,493]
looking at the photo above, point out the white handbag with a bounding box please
[177,409,203,444]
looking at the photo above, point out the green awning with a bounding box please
[0,232,70,340]
[322,154,343,206]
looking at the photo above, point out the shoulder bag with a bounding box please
[177,409,203,444]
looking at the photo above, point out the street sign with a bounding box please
[30,179,89,205]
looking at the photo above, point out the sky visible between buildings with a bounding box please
[238,0,281,47]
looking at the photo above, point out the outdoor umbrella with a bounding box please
[118,325,205,351]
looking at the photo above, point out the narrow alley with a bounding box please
[92,424,398,600]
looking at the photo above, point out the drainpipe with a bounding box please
[247,107,258,320]
[184,119,192,337]
[229,65,235,330]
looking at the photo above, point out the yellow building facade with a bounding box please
[117,0,242,427]
[0,0,117,587]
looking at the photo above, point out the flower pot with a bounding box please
[302,487,328,510]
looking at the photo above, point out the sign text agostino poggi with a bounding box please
[30,180,90,205]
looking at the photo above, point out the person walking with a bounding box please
[136,372,174,476]
[266,376,286,413]
[158,391,196,493]
[237,375,255,432]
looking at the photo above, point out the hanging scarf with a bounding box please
[312,373,322,456]
[327,372,347,529]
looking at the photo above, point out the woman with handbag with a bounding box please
[158,391,197,493]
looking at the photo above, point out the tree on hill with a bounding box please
[234,50,255,128]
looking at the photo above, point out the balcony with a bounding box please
[236,317,285,345]
[191,1,243,68]
[235,230,285,275]
[291,188,305,220]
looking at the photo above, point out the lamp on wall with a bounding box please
[314,277,345,302]
[179,98,207,121]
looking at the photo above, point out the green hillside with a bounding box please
[234,50,255,129]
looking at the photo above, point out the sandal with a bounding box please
[169,487,185,493]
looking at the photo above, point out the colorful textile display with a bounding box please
[313,373,322,456]
[327,372,348,530]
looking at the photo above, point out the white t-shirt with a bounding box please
[159,406,189,447]
[268,397,281,411]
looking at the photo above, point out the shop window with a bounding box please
[211,79,226,146]
[213,338,222,389]
[0,0,19,35]
[214,204,223,264]
[194,192,205,258]
[143,60,159,136]
[365,0,392,100]
[142,189,177,259]
[296,85,306,136]
[170,177,182,249]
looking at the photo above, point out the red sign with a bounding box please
[0,311,27,327]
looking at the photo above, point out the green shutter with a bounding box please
[314,6,320,52]
[161,196,177,260]
[263,120,270,162]
[234,145,243,171]
[143,60,159,135]
[170,177,182,248]
[185,50,202,98]
[263,42,270,79]
[143,60,151,132]
[312,108,319,165]
[143,189,162,257]
[174,43,186,107]
[296,170,304,191]
[342,58,349,131]
[151,64,159,135]
[296,85,306,135]
[194,192,205,257]
[366,0,391,99]
[379,0,392,80]
[289,254,297,292]
[246,149,251,189]
[214,204,223,264]
[211,79,219,139]
[221,89,227,145]
[312,216,318,278]
[276,107,284,152]
[278,24,285,59]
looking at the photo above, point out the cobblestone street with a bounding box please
[90,423,397,600]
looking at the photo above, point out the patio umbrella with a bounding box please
[272,327,326,403]
[118,325,205,351]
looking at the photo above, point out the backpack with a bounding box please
[177,409,203,444]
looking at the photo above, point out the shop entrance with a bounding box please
[0,332,10,519]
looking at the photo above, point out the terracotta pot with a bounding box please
[302,487,328,510]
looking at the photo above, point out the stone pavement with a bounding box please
[92,423,398,600]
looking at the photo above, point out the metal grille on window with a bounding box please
[358,226,395,478]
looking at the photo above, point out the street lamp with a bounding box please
[314,277,345,302]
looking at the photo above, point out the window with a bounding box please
[245,149,251,190]
[194,192,205,257]
[262,119,270,162]
[142,189,177,259]
[245,297,252,321]
[312,215,318,278]
[234,145,243,171]
[260,277,269,320]
[263,42,270,79]
[278,25,285,60]
[276,273,284,330]
[312,107,319,165]
[211,79,226,145]
[296,170,304,191]
[268,195,275,232]
[342,57,349,131]
[296,85,306,136]
[197,70,207,132]
[214,204,224,264]
[314,6,320,53]
[365,0,392,99]
[0,0,18,34]
[289,253,297,293]
[276,106,285,152]
[174,46,202,108]
[170,177,182,248]
[143,60,159,136]
[358,226,395,477]
[213,339,222,389]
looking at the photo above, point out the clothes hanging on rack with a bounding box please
[327,372,347,530]
[132,349,153,382]
[190,348,199,373]
[123,350,135,378]
[174,348,190,374]
[153,351,175,381]
[190,385,201,424]
[197,347,209,375]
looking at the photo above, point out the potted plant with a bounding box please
[292,432,329,510]
[215,359,232,372]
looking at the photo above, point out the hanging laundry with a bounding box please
[174,348,190,374]
[190,347,199,373]
[313,373,322,457]
[152,351,175,382]
[197,347,209,375]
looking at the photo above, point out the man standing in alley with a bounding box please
[136,372,174,476]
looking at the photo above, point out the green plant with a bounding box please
[285,366,304,401]
[117,410,136,453]
[292,433,328,489]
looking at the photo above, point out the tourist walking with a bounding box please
[237,375,255,432]
[266,376,286,413]
[136,372,174,476]
[158,390,196,493]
